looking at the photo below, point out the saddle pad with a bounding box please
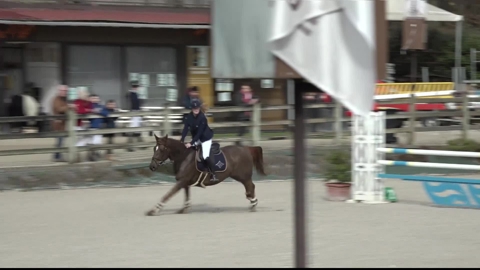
[196,151,227,173]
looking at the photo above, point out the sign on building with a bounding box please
[166,88,178,102]
[386,63,395,83]
[402,0,428,50]
[404,0,427,19]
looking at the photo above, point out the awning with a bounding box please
[0,7,210,28]
[387,0,463,22]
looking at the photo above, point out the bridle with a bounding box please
[151,156,174,167]
[151,157,166,166]
[151,141,193,167]
[151,145,171,167]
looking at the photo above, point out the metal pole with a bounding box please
[164,104,172,137]
[410,50,417,82]
[0,40,5,133]
[292,79,307,268]
[251,103,261,145]
[455,20,463,85]
[421,67,429,82]
[0,75,4,115]
[470,48,476,81]
[334,100,342,144]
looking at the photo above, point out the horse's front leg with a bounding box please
[145,181,186,216]
[176,186,191,214]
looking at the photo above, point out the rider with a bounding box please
[181,99,217,181]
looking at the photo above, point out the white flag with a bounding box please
[269,0,376,116]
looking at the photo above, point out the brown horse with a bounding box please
[146,134,267,216]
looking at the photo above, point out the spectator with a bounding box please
[126,80,143,152]
[234,84,259,145]
[74,88,92,161]
[51,84,73,162]
[8,94,24,133]
[87,94,107,161]
[103,100,118,161]
[183,86,202,109]
[183,86,203,122]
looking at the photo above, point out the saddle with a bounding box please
[195,141,221,162]
[194,141,228,175]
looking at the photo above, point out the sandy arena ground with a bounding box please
[2,179,480,268]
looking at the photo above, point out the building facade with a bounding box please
[0,0,288,131]
[0,0,210,114]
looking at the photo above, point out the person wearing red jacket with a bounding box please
[234,84,259,145]
[73,89,92,150]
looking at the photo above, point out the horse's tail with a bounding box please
[248,146,267,176]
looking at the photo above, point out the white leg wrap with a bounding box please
[156,202,164,209]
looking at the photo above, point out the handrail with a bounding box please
[0,104,332,123]
[1,96,479,123]
[2,95,480,163]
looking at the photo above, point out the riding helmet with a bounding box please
[191,99,201,109]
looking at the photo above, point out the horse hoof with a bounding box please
[249,199,258,211]
[176,208,189,214]
[145,209,160,216]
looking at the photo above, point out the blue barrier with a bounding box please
[378,148,480,209]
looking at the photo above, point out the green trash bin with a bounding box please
[385,187,397,203]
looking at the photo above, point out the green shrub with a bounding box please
[324,150,351,183]
[444,138,480,152]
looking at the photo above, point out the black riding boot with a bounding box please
[205,157,219,181]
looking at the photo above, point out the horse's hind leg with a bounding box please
[176,186,191,214]
[241,179,258,210]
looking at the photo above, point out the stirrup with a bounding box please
[208,169,218,181]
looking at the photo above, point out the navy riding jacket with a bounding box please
[181,111,213,144]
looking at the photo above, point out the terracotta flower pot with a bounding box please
[325,182,352,201]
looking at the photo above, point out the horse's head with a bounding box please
[149,134,171,171]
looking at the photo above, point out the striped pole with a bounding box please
[377,148,480,158]
[378,160,480,170]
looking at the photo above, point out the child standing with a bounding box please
[88,94,108,161]
[103,100,117,160]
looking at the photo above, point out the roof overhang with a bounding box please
[387,0,463,22]
[0,7,211,28]
[0,20,210,29]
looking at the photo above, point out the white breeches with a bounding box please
[201,139,212,159]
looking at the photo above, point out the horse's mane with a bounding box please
[165,138,195,174]
[166,138,185,152]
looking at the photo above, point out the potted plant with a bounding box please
[324,150,352,201]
